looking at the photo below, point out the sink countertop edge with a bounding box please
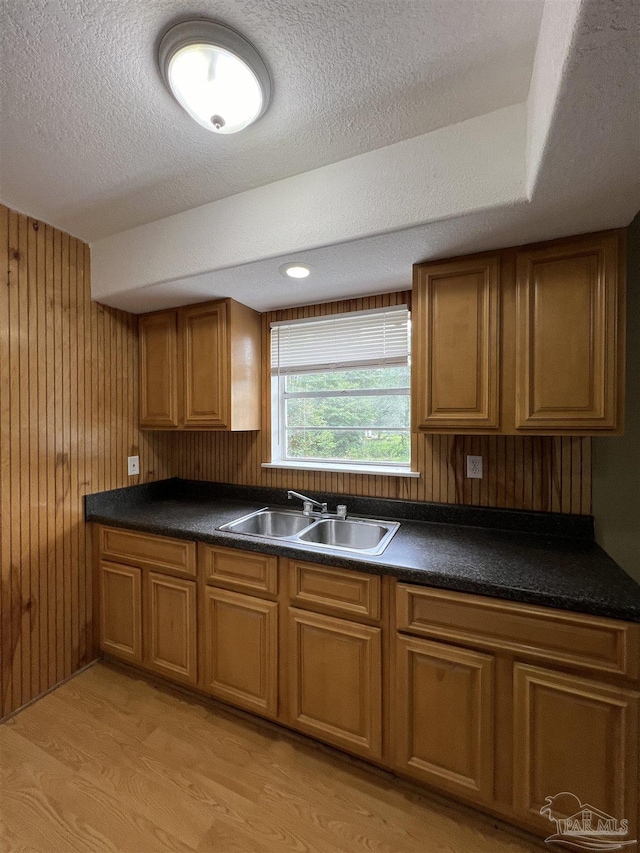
[85,493,640,624]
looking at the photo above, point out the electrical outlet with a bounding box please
[466,455,483,479]
[127,455,140,476]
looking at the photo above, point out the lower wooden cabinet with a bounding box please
[395,635,495,801]
[99,562,143,665]
[288,607,382,760]
[513,663,639,838]
[145,572,197,685]
[202,587,278,718]
[96,528,640,848]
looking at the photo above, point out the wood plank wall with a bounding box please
[170,292,592,515]
[0,204,170,718]
[0,210,592,719]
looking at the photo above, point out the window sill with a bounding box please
[261,461,420,478]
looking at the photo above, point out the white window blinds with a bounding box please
[271,306,410,375]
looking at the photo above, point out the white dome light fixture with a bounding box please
[158,19,271,134]
[279,263,312,279]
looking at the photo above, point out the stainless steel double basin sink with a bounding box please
[218,508,400,556]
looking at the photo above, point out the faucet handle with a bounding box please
[302,500,314,516]
[336,504,347,519]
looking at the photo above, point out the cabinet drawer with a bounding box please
[396,585,638,680]
[99,526,196,577]
[288,560,381,621]
[201,544,278,596]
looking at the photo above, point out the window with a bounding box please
[267,306,416,476]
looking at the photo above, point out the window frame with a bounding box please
[267,307,416,476]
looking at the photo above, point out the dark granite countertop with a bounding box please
[85,479,640,623]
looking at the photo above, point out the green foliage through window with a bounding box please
[279,367,410,465]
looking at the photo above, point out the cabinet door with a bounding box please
[413,256,500,430]
[515,234,622,430]
[99,562,142,664]
[288,608,382,760]
[181,302,229,428]
[139,311,179,428]
[513,664,638,840]
[145,572,197,685]
[202,587,278,717]
[395,635,494,802]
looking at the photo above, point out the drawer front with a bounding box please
[288,560,381,621]
[99,526,196,577]
[396,585,638,680]
[201,544,278,597]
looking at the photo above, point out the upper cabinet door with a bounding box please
[515,234,623,431]
[413,256,500,430]
[181,302,229,428]
[139,311,179,428]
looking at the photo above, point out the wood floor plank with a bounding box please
[0,664,545,853]
[0,728,196,853]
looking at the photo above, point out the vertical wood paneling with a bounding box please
[167,291,592,515]
[0,204,171,718]
[0,209,594,719]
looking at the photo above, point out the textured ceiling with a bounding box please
[0,0,542,241]
[90,0,640,313]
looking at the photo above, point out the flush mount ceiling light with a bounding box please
[279,263,312,279]
[158,19,271,134]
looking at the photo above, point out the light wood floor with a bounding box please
[0,663,544,853]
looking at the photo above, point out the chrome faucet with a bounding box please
[287,490,328,516]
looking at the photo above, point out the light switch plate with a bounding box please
[127,455,140,476]
[466,455,483,479]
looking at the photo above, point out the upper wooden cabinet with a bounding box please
[515,234,622,431]
[412,230,625,435]
[139,311,179,428]
[181,302,229,428]
[138,297,261,431]
[413,256,500,430]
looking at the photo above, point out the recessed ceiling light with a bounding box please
[279,263,312,279]
[158,19,271,134]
